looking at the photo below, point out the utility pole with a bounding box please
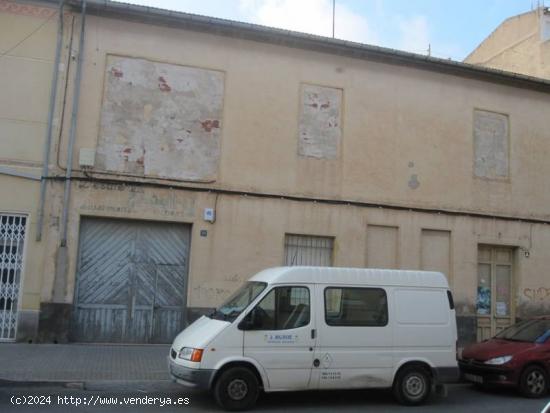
[332,0,335,38]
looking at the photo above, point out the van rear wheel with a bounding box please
[393,366,432,406]
[214,367,260,411]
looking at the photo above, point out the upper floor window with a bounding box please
[473,109,509,179]
[298,84,342,160]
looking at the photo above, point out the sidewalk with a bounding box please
[0,343,171,385]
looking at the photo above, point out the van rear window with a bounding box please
[324,287,388,327]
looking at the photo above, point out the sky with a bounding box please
[113,0,542,61]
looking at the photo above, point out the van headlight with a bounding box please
[178,347,203,362]
[484,355,512,365]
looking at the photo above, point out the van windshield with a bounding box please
[209,281,267,322]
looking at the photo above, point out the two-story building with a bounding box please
[2,0,550,345]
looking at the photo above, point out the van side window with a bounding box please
[324,287,388,326]
[251,286,310,330]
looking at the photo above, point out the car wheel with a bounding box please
[393,366,432,406]
[214,367,260,411]
[519,365,548,398]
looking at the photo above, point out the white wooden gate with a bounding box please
[0,214,27,341]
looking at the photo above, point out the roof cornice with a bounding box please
[37,0,550,94]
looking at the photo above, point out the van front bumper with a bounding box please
[168,357,215,389]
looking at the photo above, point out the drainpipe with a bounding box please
[59,0,86,247]
[36,0,65,242]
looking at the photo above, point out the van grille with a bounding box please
[171,349,177,359]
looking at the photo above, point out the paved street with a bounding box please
[1,344,549,412]
[0,344,170,382]
[1,383,549,413]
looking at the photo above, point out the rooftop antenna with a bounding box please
[332,0,335,38]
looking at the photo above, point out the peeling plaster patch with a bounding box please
[298,84,342,159]
[110,67,123,78]
[96,55,224,181]
[474,110,509,179]
[200,119,220,132]
[408,174,420,189]
[158,76,171,92]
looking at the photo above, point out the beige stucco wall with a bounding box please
[56,13,550,219]
[39,180,550,321]
[0,1,59,165]
[465,8,550,80]
[0,1,60,335]
[44,10,550,332]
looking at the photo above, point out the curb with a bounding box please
[0,379,83,389]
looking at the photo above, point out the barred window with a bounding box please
[284,234,333,267]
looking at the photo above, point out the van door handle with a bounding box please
[311,329,316,339]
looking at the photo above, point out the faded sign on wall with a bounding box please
[96,55,224,181]
[298,84,342,159]
[474,110,509,179]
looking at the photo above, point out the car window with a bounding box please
[250,286,310,330]
[495,319,550,343]
[324,287,388,326]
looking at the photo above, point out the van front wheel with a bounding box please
[393,366,432,406]
[214,367,260,411]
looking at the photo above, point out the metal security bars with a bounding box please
[284,234,333,306]
[0,214,27,341]
[284,234,334,267]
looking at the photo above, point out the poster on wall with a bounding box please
[496,301,508,316]
[476,286,491,315]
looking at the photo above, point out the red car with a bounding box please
[459,316,550,398]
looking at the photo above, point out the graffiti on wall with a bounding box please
[77,181,195,218]
[524,288,550,301]
[192,286,231,301]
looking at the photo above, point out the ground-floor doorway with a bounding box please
[71,217,191,343]
[476,245,514,341]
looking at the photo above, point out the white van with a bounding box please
[168,267,459,410]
